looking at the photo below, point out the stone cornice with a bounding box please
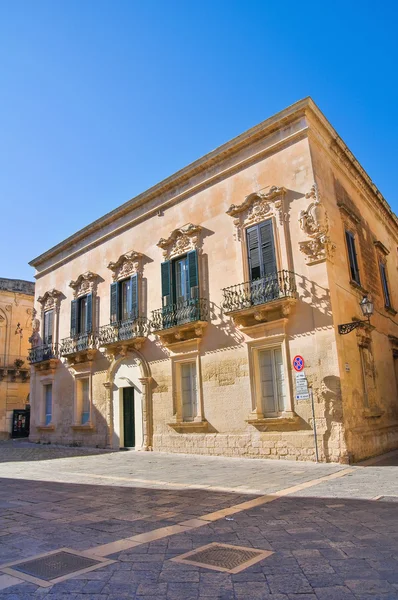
[37,289,63,311]
[107,251,143,281]
[30,98,398,272]
[69,271,100,298]
[157,223,202,260]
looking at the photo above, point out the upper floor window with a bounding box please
[246,220,277,281]
[161,250,199,307]
[345,230,360,285]
[379,262,391,309]
[71,294,92,337]
[110,275,138,323]
[43,310,54,345]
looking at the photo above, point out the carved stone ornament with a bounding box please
[37,289,63,311]
[108,251,143,281]
[226,186,287,240]
[69,272,99,298]
[157,223,202,260]
[299,184,335,265]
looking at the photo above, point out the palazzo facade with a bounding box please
[28,98,398,462]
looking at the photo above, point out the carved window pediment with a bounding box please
[299,183,335,265]
[157,223,202,259]
[226,186,287,239]
[107,251,143,281]
[37,289,63,311]
[69,272,99,298]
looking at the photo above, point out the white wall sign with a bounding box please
[295,372,310,400]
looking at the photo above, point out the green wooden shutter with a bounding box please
[130,274,138,318]
[345,231,360,284]
[70,300,78,337]
[187,250,199,299]
[259,221,277,275]
[85,293,93,333]
[247,226,261,280]
[44,310,54,345]
[161,261,172,306]
[110,282,119,323]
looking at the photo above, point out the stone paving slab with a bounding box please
[0,443,398,598]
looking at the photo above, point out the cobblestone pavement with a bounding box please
[0,441,397,599]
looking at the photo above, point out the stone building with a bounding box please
[28,98,398,462]
[0,278,35,438]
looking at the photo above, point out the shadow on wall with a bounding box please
[318,375,345,463]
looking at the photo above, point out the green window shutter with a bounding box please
[44,310,54,345]
[70,300,78,337]
[187,250,199,298]
[110,282,119,323]
[247,225,261,280]
[345,231,360,284]
[259,221,277,276]
[161,261,172,306]
[85,293,93,333]
[130,274,139,318]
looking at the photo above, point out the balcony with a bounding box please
[28,344,59,370]
[60,333,97,362]
[98,317,149,351]
[0,355,29,380]
[222,270,296,328]
[152,298,208,345]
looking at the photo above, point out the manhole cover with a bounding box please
[172,543,273,573]
[12,551,100,581]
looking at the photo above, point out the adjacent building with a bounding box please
[28,98,398,462]
[0,278,35,438]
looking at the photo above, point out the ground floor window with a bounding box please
[181,362,198,421]
[258,347,286,415]
[44,383,53,425]
[75,377,91,425]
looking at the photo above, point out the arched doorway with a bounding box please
[107,350,152,450]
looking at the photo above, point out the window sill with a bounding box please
[71,424,95,431]
[349,280,368,295]
[168,419,209,433]
[36,425,55,432]
[385,306,397,316]
[363,407,384,419]
[246,413,300,431]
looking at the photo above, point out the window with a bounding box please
[181,362,198,421]
[76,378,90,425]
[110,275,138,323]
[345,230,361,285]
[246,220,277,281]
[44,384,52,425]
[161,250,199,308]
[43,310,54,345]
[258,347,286,415]
[379,262,391,309]
[70,294,93,337]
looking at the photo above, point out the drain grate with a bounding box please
[172,543,273,573]
[13,551,100,581]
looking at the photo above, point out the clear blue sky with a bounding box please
[1,1,397,281]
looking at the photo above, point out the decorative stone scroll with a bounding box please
[157,223,202,260]
[37,289,63,312]
[299,184,335,265]
[108,251,143,281]
[226,186,287,240]
[69,272,99,298]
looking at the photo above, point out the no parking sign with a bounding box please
[293,355,305,372]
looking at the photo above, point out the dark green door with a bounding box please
[123,388,135,447]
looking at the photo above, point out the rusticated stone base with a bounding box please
[153,431,347,463]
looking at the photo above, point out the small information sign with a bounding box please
[295,372,310,400]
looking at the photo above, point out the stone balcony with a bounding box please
[98,316,149,352]
[28,344,60,371]
[152,298,208,346]
[60,333,97,363]
[222,270,296,328]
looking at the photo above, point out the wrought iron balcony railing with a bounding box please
[222,270,296,313]
[98,316,149,346]
[60,333,96,356]
[28,344,59,364]
[152,298,208,331]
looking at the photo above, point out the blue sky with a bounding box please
[1,1,397,281]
